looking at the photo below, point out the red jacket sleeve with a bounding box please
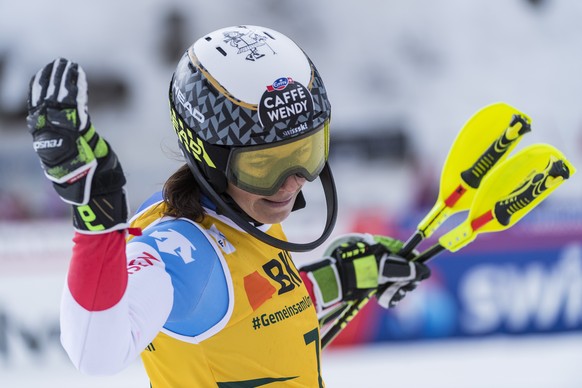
[68,231,128,311]
[300,271,316,305]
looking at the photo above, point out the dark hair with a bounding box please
[162,164,205,222]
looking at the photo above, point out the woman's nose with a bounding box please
[279,174,306,192]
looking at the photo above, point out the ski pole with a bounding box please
[321,144,575,349]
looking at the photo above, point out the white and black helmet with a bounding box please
[169,25,337,251]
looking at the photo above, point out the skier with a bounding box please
[26,25,430,387]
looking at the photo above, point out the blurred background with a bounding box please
[1,0,582,387]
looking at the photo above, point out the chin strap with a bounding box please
[292,190,307,212]
[188,159,338,252]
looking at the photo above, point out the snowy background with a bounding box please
[1,0,582,216]
[1,0,582,387]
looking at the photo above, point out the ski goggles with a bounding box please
[226,121,330,196]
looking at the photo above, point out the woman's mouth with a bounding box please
[263,196,294,207]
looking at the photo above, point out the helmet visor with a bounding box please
[227,121,329,196]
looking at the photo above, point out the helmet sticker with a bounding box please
[258,79,314,138]
[266,77,293,92]
[222,30,275,61]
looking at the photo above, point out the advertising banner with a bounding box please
[332,203,582,346]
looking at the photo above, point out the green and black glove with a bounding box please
[301,233,430,311]
[27,58,127,232]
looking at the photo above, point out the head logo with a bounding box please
[172,79,205,124]
[267,77,294,92]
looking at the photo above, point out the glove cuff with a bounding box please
[302,258,343,312]
[72,190,129,234]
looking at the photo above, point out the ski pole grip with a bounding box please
[494,158,569,226]
[398,232,423,259]
[461,115,531,189]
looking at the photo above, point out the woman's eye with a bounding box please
[249,157,271,168]
[295,145,312,161]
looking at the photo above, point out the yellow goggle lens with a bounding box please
[228,122,329,195]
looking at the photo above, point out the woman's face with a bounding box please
[226,174,306,224]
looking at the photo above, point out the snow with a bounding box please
[323,334,582,388]
[2,334,581,387]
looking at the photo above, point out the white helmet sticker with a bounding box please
[222,30,275,61]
